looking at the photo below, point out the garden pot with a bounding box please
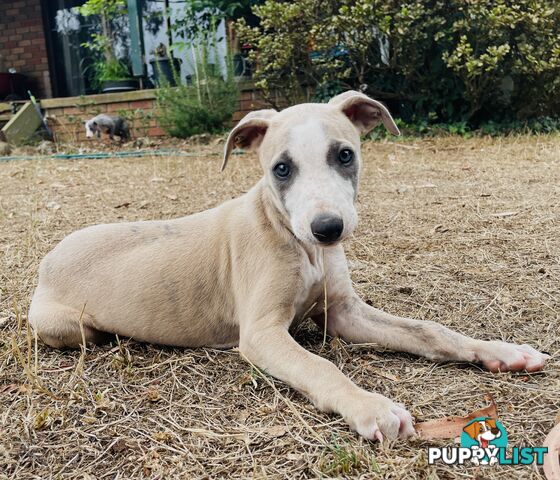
[150,58,181,87]
[101,79,139,93]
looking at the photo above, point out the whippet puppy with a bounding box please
[29,91,549,441]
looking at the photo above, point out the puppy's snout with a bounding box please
[311,214,344,244]
[491,427,500,435]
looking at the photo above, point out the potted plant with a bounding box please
[79,0,138,93]
[150,43,181,87]
[95,58,138,93]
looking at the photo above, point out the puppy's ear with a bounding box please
[463,422,480,440]
[329,90,400,136]
[221,109,277,171]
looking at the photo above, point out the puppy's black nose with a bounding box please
[491,427,500,435]
[311,214,344,244]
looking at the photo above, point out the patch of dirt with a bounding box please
[0,135,558,479]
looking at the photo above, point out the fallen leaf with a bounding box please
[415,395,498,440]
[145,388,161,402]
[153,431,173,442]
[491,211,519,218]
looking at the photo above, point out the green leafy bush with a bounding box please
[156,48,239,138]
[236,0,560,126]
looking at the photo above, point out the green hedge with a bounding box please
[236,0,560,127]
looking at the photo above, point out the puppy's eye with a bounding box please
[273,162,291,179]
[338,148,354,165]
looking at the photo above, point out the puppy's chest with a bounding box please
[293,258,325,322]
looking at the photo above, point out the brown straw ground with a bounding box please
[0,134,559,479]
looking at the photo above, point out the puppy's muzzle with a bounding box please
[311,214,344,244]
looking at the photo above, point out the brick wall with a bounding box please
[0,0,51,98]
[41,85,296,143]
[42,90,164,143]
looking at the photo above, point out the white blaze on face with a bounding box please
[281,119,358,244]
[85,121,94,138]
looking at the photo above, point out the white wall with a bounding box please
[142,2,228,84]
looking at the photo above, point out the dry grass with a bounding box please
[0,135,559,479]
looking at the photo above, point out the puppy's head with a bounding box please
[223,91,400,246]
[85,119,97,138]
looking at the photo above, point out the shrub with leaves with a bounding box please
[236,0,560,125]
[156,47,239,138]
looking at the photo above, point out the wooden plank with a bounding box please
[0,102,42,144]
[0,103,12,114]
[40,89,157,109]
[39,82,257,110]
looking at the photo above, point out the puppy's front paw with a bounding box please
[343,392,415,441]
[474,340,549,373]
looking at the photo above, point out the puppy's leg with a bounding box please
[326,296,549,372]
[321,246,549,373]
[239,309,415,441]
[29,300,111,348]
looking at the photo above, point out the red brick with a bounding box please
[148,126,165,136]
[129,99,154,109]
[63,106,84,115]
[105,102,127,112]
